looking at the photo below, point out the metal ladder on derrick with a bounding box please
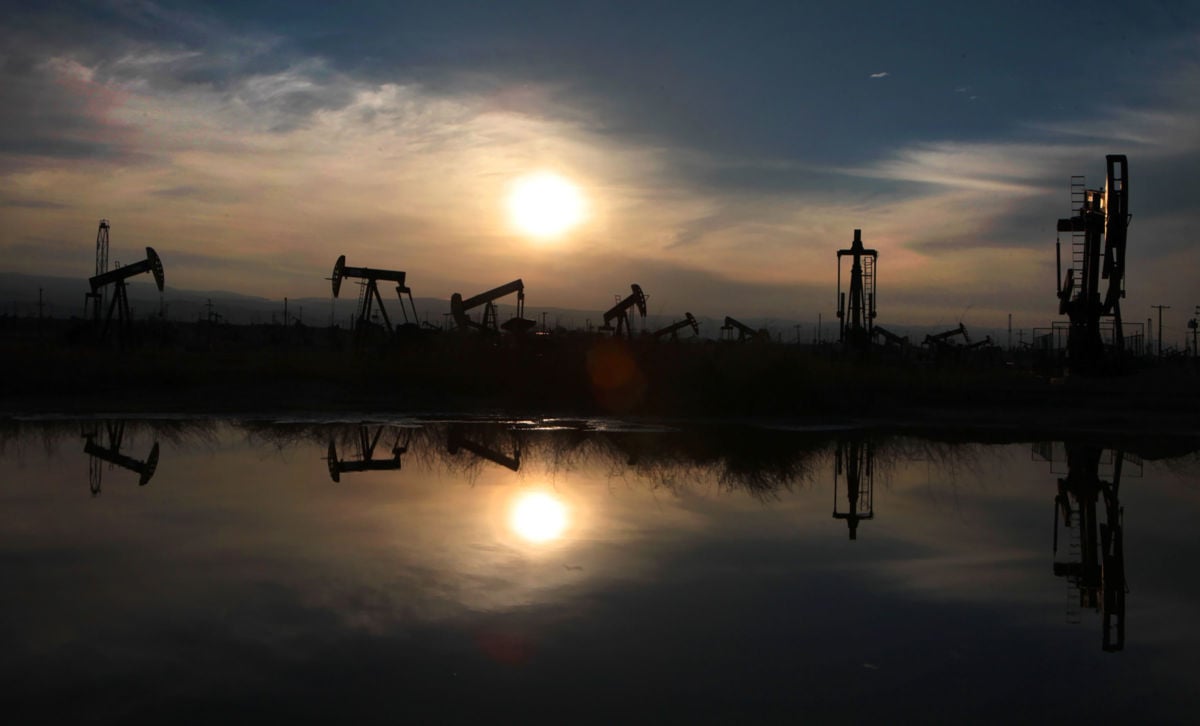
[1069,175,1087,304]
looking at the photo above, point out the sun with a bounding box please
[509,491,569,543]
[507,172,585,239]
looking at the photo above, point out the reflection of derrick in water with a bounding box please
[446,423,521,472]
[833,438,874,540]
[82,422,160,496]
[326,425,411,483]
[1044,442,1129,652]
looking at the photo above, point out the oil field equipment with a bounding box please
[1046,443,1128,652]
[82,421,159,496]
[721,316,769,343]
[653,312,699,340]
[872,325,909,348]
[599,284,647,339]
[450,279,536,333]
[326,425,410,482]
[833,438,874,540]
[85,219,111,322]
[836,229,878,351]
[446,423,521,472]
[923,323,968,349]
[330,255,418,336]
[1056,155,1130,374]
[87,246,164,346]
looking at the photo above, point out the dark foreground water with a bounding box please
[2,419,1198,723]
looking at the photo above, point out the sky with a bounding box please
[1,0,1198,335]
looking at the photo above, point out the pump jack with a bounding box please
[446,423,521,471]
[836,229,878,351]
[653,312,699,340]
[923,323,968,348]
[450,279,536,333]
[326,425,410,482]
[721,316,769,343]
[1050,443,1127,652]
[82,421,160,496]
[1056,155,1130,374]
[833,438,874,540]
[872,325,909,348]
[599,284,647,339]
[87,247,164,346]
[330,255,418,337]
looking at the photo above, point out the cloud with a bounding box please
[870,71,889,79]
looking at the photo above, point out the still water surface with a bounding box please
[2,419,1198,723]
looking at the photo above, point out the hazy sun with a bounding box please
[507,172,585,239]
[509,491,568,543]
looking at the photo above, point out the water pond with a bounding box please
[2,418,1198,723]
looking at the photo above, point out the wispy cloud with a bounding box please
[869,71,889,79]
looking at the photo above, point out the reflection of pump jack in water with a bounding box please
[1052,444,1127,652]
[833,438,874,540]
[446,424,521,471]
[326,425,411,483]
[82,422,160,496]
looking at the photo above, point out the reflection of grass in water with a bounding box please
[6,418,1199,500]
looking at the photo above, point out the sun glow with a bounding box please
[509,491,569,543]
[507,172,585,239]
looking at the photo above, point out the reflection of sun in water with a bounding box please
[507,172,585,239]
[509,491,569,543]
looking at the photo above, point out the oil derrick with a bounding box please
[330,255,418,343]
[88,246,165,347]
[82,421,160,496]
[833,438,874,540]
[326,425,410,482]
[653,312,699,340]
[599,284,647,339]
[85,219,111,322]
[836,229,878,351]
[450,279,535,334]
[1049,443,1128,652]
[721,316,769,343]
[1056,155,1130,374]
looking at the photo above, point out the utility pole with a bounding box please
[1151,305,1170,358]
[1007,313,1012,351]
[794,324,802,344]
[1189,305,1198,358]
